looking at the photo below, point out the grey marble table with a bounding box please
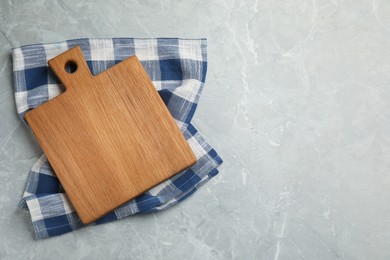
[1,1,390,259]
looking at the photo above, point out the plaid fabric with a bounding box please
[12,38,222,239]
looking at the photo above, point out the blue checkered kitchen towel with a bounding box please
[12,38,223,239]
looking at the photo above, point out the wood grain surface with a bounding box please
[24,46,196,224]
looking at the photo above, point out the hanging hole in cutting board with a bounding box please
[65,61,78,74]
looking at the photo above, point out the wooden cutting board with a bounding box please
[25,46,196,224]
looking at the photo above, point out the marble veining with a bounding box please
[1,0,390,259]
